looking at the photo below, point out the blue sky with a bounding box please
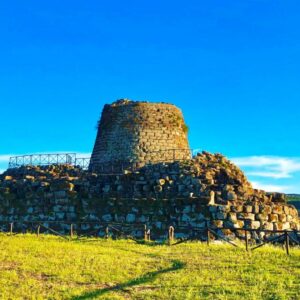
[0,1,300,193]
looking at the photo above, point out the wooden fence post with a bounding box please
[70,224,74,239]
[285,231,290,256]
[206,221,210,246]
[9,223,13,236]
[37,225,40,237]
[245,229,249,252]
[168,226,174,245]
[207,228,210,246]
[144,225,148,242]
[105,226,109,239]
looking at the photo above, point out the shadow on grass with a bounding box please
[71,259,186,300]
[70,237,169,247]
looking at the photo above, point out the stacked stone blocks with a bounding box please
[90,99,190,169]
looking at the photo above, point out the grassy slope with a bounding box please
[0,235,299,300]
[287,195,300,212]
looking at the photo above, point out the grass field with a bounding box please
[287,195,300,202]
[287,195,300,213]
[0,234,299,299]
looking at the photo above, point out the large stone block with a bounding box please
[252,205,260,214]
[126,213,136,223]
[212,220,223,228]
[215,212,227,220]
[227,212,237,222]
[272,206,283,214]
[244,206,253,213]
[55,212,65,220]
[230,205,243,213]
[262,222,273,231]
[283,206,290,215]
[268,214,278,222]
[260,205,272,214]
[278,214,287,222]
[248,221,261,229]
[237,213,255,221]
[255,213,268,222]
[224,220,244,229]
[273,222,290,231]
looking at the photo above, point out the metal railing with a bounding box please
[8,148,195,173]
[9,153,77,168]
[8,153,92,170]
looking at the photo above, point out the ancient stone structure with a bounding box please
[89,99,191,170]
[0,99,299,241]
[0,152,299,241]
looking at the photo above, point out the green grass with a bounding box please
[0,234,299,299]
[287,195,300,212]
[287,195,300,202]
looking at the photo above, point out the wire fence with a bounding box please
[1,221,299,255]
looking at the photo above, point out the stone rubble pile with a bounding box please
[0,151,299,240]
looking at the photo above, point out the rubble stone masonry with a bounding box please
[89,99,191,169]
[1,152,299,241]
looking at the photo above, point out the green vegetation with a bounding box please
[287,194,300,202]
[182,123,189,135]
[287,195,300,212]
[0,234,299,299]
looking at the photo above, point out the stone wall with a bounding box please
[1,152,299,241]
[89,99,191,170]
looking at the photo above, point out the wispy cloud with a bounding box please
[231,156,300,193]
[232,156,300,179]
[0,154,13,163]
[251,181,290,193]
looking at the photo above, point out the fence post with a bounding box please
[9,223,13,236]
[245,229,249,251]
[105,226,109,239]
[147,229,151,242]
[168,226,174,245]
[285,231,290,256]
[37,225,40,237]
[206,227,210,246]
[70,224,74,239]
[144,225,148,242]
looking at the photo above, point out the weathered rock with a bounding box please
[126,213,136,223]
[0,151,298,241]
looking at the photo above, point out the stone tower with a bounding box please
[89,99,191,170]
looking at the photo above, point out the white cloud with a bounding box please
[232,156,300,179]
[251,181,290,193]
[0,154,13,163]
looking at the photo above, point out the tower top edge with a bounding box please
[110,99,179,108]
